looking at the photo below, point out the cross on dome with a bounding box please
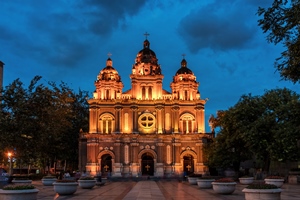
[144,32,150,39]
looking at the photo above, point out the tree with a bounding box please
[0,76,89,173]
[207,88,300,172]
[257,0,300,83]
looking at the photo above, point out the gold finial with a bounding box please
[144,32,150,39]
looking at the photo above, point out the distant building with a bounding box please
[79,36,211,177]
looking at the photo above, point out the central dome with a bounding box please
[132,39,161,76]
[135,39,158,64]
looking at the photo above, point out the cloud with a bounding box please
[78,0,147,35]
[178,0,259,53]
[0,0,147,68]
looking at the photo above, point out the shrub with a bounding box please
[56,180,76,183]
[13,177,29,180]
[79,176,94,180]
[215,178,235,182]
[3,185,35,190]
[199,176,215,179]
[188,173,202,178]
[265,176,283,179]
[246,183,278,189]
[42,176,57,179]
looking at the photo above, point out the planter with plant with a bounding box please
[11,177,32,185]
[239,176,254,185]
[211,178,237,194]
[41,175,57,186]
[242,183,281,200]
[0,184,39,200]
[78,176,96,189]
[53,180,78,195]
[264,176,284,188]
[187,173,202,185]
[196,177,215,189]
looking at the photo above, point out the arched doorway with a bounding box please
[141,153,154,176]
[183,154,194,176]
[101,154,112,177]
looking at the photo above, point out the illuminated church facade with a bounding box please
[79,36,211,177]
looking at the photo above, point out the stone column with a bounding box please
[155,105,164,134]
[114,106,122,133]
[131,106,138,133]
[114,140,122,177]
[89,106,98,133]
[195,106,203,133]
[172,106,180,133]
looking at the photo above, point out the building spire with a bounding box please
[144,32,150,39]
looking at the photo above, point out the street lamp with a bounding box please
[7,152,12,175]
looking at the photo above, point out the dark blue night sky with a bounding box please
[1,0,298,131]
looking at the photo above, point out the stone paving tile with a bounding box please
[32,179,300,200]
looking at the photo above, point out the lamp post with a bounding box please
[8,152,12,175]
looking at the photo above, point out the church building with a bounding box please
[79,35,211,177]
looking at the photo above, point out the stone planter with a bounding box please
[41,178,57,186]
[187,177,198,185]
[242,188,282,200]
[239,177,254,185]
[212,182,237,194]
[11,180,32,185]
[264,178,284,188]
[78,179,96,189]
[53,181,78,195]
[0,188,39,200]
[196,179,215,189]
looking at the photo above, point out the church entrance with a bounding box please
[101,154,112,177]
[183,154,194,176]
[141,153,154,176]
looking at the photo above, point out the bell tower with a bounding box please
[130,33,164,100]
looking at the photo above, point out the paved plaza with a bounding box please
[33,179,300,200]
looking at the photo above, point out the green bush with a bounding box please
[42,176,57,179]
[56,180,76,183]
[246,183,278,189]
[79,176,94,180]
[215,178,235,182]
[3,185,35,190]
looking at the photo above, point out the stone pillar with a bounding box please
[114,140,122,177]
[86,137,98,175]
[172,106,180,133]
[131,106,138,133]
[156,105,164,134]
[89,107,98,133]
[195,106,203,133]
[172,138,181,175]
[130,141,139,176]
[114,106,122,133]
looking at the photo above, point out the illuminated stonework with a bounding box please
[79,36,211,177]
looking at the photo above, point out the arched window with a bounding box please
[180,113,195,134]
[99,113,115,134]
